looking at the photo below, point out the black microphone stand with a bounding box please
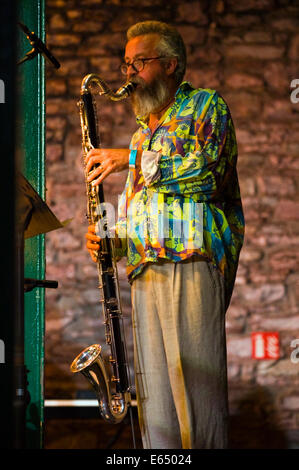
[17,21,60,69]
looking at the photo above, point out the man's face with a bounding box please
[124,34,172,116]
[125,34,163,85]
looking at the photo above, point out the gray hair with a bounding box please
[126,21,186,85]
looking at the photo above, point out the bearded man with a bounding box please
[85,21,245,449]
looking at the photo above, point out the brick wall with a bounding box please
[45,0,299,448]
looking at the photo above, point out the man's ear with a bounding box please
[165,57,178,76]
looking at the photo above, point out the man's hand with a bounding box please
[85,224,123,262]
[85,224,101,262]
[85,148,130,186]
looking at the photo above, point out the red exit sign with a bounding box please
[251,332,280,360]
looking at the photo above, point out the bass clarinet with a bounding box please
[70,74,136,425]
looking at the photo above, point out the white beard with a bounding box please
[130,74,171,117]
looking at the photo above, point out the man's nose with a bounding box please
[127,63,138,79]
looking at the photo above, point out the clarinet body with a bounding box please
[70,74,136,423]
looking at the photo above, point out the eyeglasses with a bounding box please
[120,56,166,75]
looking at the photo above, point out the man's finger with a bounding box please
[91,166,111,187]
[87,165,102,182]
[86,155,103,173]
[88,224,96,233]
[85,148,99,161]
[85,232,101,242]
[88,250,98,263]
[86,240,100,250]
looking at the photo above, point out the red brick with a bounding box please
[49,13,67,30]
[225,73,263,89]
[256,175,296,197]
[283,397,299,410]
[55,59,87,77]
[78,33,124,56]
[274,200,299,220]
[47,144,63,162]
[240,246,263,262]
[47,78,67,96]
[219,14,263,28]
[46,263,76,281]
[47,116,67,131]
[263,62,290,90]
[271,17,299,32]
[269,251,299,273]
[177,3,208,24]
[221,91,262,119]
[288,34,299,60]
[263,99,295,121]
[80,0,103,4]
[47,0,68,6]
[253,315,299,332]
[239,283,285,304]
[243,31,273,43]
[226,0,275,11]
[47,33,82,47]
[224,44,285,60]
[66,10,82,20]
[73,22,105,33]
[227,336,252,358]
[176,26,206,46]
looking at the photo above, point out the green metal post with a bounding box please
[0,0,17,450]
[17,0,45,448]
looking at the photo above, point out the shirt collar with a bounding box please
[136,81,194,128]
[175,80,194,98]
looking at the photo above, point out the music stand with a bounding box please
[14,171,68,447]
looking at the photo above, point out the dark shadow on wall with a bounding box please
[228,385,288,449]
[44,404,143,449]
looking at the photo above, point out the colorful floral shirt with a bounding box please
[116,81,245,307]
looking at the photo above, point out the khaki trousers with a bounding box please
[131,258,229,449]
